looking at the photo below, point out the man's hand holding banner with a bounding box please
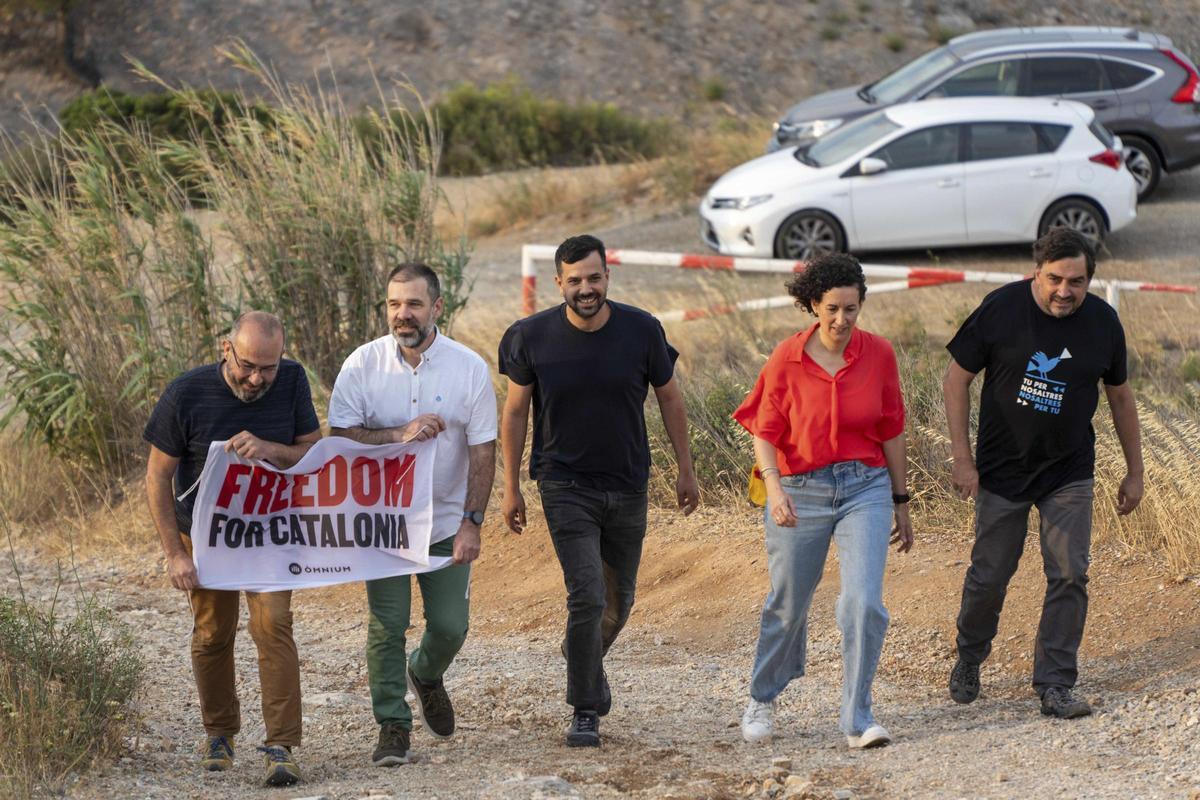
[190,437,450,591]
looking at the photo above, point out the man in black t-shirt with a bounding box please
[942,228,1143,720]
[144,311,321,785]
[498,234,700,747]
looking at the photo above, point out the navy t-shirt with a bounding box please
[497,301,679,491]
[946,280,1127,501]
[142,360,320,533]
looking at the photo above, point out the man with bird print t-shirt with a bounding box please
[941,228,1144,720]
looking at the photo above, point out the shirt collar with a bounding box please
[786,323,863,367]
[392,326,444,366]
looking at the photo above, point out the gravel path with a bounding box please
[6,508,1198,800]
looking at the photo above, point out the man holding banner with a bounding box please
[329,262,497,767]
[144,311,320,786]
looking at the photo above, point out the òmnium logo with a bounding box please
[287,562,351,575]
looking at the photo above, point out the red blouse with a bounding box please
[733,324,905,476]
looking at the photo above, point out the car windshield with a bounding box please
[868,46,960,104]
[803,112,900,167]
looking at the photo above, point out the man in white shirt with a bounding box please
[328,262,497,766]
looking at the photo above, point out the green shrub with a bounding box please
[821,25,842,41]
[424,79,671,175]
[884,32,907,52]
[0,560,143,798]
[701,77,728,102]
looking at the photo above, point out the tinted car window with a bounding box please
[929,60,1022,98]
[966,122,1043,160]
[1103,59,1155,90]
[1027,57,1109,95]
[871,125,960,170]
[1036,124,1070,151]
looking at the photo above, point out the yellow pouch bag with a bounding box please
[748,465,767,507]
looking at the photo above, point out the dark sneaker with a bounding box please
[372,722,411,766]
[258,745,301,786]
[200,735,234,771]
[949,658,981,704]
[1040,686,1092,719]
[566,710,601,747]
[407,665,455,739]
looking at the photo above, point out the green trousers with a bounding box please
[365,536,471,727]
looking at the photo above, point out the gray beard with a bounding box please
[392,324,432,349]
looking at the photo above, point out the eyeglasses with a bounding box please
[227,344,280,379]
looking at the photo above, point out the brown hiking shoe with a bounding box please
[371,722,411,766]
[408,665,455,739]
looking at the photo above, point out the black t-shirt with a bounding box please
[142,360,320,533]
[497,301,679,490]
[946,279,1127,501]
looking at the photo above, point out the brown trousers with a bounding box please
[184,537,302,747]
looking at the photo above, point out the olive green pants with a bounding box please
[365,536,471,727]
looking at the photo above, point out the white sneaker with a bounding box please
[741,699,775,743]
[846,723,891,749]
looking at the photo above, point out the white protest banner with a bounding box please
[190,436,450,591]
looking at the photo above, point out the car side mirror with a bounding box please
[859,157,888,176]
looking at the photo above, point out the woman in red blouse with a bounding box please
[733,253,913,749]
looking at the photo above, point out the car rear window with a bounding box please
[1027,57,1109,95]
[1088,119,1115,148]
[1102,59,1155,90]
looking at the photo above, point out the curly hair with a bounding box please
[785,253,867,315]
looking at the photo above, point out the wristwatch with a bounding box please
[892,493,911,505]
[462,510,485,525]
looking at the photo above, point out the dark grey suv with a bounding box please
[769,27,1200,199]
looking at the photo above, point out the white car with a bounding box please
[700,97,1137,259]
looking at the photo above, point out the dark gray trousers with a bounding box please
[538,480,647,711]
[955,479,1094,693]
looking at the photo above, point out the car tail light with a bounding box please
[1089,149,1122,169]
[1161,49,1200,103]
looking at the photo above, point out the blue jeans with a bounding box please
[749,462,892,736]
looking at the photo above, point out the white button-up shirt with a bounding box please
[327,330,497,543]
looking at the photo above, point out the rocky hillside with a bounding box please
[2,0,1198,139]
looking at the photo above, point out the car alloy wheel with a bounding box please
[1039,198,1105,244]
[774,210,845,260]
[1119,135,1161,200]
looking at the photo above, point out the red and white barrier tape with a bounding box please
[520,245,1197,318]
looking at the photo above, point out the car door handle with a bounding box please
[936,178,959,188]
[1028,168,1053,178]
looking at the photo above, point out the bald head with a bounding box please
[222,311,285,403]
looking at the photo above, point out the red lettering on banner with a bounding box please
[291,473,315,508]
[351,457,382,505]
[242,467,277,515]
[384,455,416,508]
[268,473,291,513]
[318,456,349,505]
[216,464,252,508]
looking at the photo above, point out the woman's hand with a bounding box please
[890,503,914,552]
[768,489,798,528]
